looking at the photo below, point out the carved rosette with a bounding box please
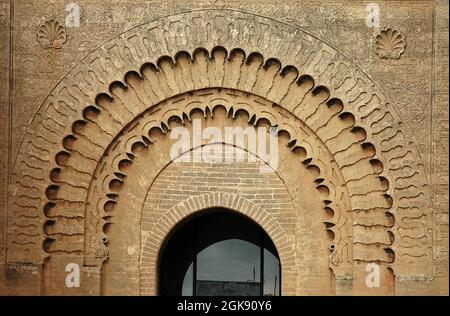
[37,19,67,49]
[375,28,406,59]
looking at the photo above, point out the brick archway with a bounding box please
[142,193,293,295]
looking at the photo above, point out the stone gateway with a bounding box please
[0,0,447,296]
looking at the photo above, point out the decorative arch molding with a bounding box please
[83,89,356,276]
[8,10,432,278]
[143,192,293,295]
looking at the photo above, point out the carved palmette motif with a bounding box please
[375,27,406,59]
[37,19,67,49]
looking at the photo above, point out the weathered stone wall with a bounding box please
[0,0,447,295]
[432,0,449,296]
[0,0,10,267]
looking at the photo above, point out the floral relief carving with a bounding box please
[375,27,406,59]
[37,19,67,49]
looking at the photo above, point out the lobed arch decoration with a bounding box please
[85,89,357,278]
[98,100,345,295]
[8,9,432,281]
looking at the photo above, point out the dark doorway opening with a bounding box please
[158,208,281,296]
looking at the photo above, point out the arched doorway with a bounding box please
[158,208,281,296]
[4,9,435,296]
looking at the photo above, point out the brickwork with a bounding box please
[139,157,298,295]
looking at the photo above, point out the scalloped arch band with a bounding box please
[79,88,359,271]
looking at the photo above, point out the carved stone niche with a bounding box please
[375,27,406,59]
[37,19,67,49]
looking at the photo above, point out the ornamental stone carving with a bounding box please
[37,19,67,49]
[375,27,406,59]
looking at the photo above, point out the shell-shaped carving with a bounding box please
[37,19,67,49]
[375,28,406,59]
